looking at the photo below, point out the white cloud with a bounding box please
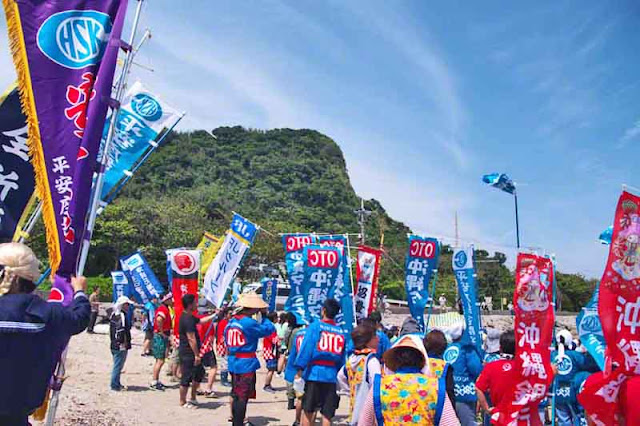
[618,118,640,148]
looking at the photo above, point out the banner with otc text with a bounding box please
[302,245,342,322]
[452,245,482,354]
[579,191,640,425]
[318,235,355,331]
[0,85,34,242]
[354,245,382,322]
[111,271,132,303]
[494,253,554,425]
[2,0,128,275]
[167,249,200,337]
[120,251,163,304]
[404,236,440,332]
[282,233,316,325]
[100,81,180,200]
[203,213,258,307]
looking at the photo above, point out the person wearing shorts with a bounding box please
[198,316,219,398]
[225,293,276,426]
[150,293,173,391]
[294,299,347,426]
[177,294,216,408]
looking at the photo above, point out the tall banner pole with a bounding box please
[425,269,439,330]
[76,0,145,276]
[345,234,357,327]
[514,191,521,249]
[45,2,146,425]
[550,254,558,426]
[16,200,42,243]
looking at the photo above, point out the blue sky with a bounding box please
[2,1,640,277]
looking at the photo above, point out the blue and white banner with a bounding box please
[576,284,605,370]
[282,233,317,324]
[318,235,355,331]
[261,277,278,313]
[111,270,132,303]
[203,213,257,307]
[120,251,164,304]
[101,81,180,199]
[482,172,516,194]
[302,245,342,321]
[452,245,482,353]
[405,235,440,332]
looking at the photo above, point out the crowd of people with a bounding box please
[0,241,636,425]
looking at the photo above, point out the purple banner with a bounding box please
[3,0,128,275]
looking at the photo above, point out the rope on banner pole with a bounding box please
[45,2,147,425]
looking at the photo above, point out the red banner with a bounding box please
[168,249,200,339]
[354,245,382,321]
[493,253,554,425]
[578,191,640,425]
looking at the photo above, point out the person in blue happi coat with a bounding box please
[225,293,275,426]
[295,298,347,426]
[444,323,483,426]
[0,243,91,425]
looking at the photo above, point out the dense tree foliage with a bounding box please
[28,126,594,310]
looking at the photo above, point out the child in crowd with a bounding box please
[263,312,279,393]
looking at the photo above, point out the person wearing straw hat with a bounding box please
[109,294,135,391]
[0,243,91,425]
[357,333,460,425]
[225,292,276,426]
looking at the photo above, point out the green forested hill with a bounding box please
[29,126,596,310]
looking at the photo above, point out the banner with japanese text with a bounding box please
[261,277,277,313]
[282,233,316,324]
[318,235,355,331]
[0,84,34,242]
[579,191,640,425]
[120,251,163,304]
[302,245,342,322]
[100,81,180,199]
[575,284,605,370]
[404,236,439,332]
[355,245,382,322]
[453,245,482,354]
[494,253,554,426]
[196,231,223,277]
[111,270,132,303]
[203,213,257,308]
[2,0,128,275]
[167,249,200,337]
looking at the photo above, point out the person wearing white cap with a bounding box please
[0,243,91,425]
[109,295,135,391]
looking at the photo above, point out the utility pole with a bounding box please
[354,198,372,245]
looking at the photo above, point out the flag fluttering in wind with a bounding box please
[196,232,223,276]
[354,245,382,322]
[2,0,128,275]
[0,84,34,242]
[598,225,613,245]
[404,235,440,332]
[482,173,516,194]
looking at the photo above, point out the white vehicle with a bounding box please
[243,280,291,308]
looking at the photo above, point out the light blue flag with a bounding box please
[576,284,605,370]
[482,173,516,194]
[282,234,317,325]
[405,236,440,332]
[111,271,132,303]
[101,81,179,199]
[261,277,278,313]
[598,226,613,245]
[120,251,164,303]
[318,235,355,332]
[453,245,482,354]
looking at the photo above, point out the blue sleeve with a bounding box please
[466,347,483,378]
[379,330,391,354]
[35,293,91,336]
[294,322,318,370]
[245,318,276,339]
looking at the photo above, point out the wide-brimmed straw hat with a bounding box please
[383,334,429,373]
[235,292,268,309]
